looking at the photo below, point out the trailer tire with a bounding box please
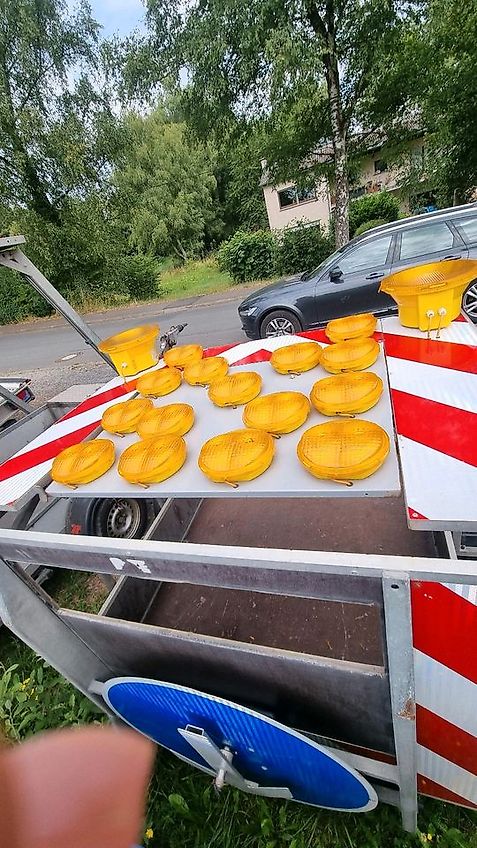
[66,497,164,539]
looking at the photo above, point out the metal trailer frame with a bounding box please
[1,517,475,832]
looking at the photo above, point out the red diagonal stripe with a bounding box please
[231,350,273,365]
[383,333,477,374]
[60,381,135,421]
[0,422,98,482]
[418,774,477,808]
[392,390,477,467]
[204,343,238,358]
[417,705,477,776]
[411,581,477,683]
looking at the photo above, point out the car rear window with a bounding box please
[399,221,454,261]
[455,215,477,245]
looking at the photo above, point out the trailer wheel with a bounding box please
[67,497,163,539]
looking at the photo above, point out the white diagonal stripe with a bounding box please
[387,356,477,414]
[418,745,477,804]
[414,650,477,739]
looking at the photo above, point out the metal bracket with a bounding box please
[178,726,293,799]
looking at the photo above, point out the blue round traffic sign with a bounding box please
[102,677,377,812]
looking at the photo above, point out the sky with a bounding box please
[89,0,146,39]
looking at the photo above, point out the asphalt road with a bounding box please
[0,289,252,406]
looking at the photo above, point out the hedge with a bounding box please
[353,218,389,236]
[217,229,275,283]
[349,192,400,236]
[218,222,333,283]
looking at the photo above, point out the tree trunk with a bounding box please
[324,58,349,248]
[305,1,350,248]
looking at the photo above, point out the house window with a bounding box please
[411,145,425,171]
[374,159,388,174]
[277,185,316,209]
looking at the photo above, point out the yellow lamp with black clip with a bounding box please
[321,338,380,374]
[136,367,182,398]
[243,391,310,435]
[164,344,204,370]
[310,372,383,416]
[101,398,153,436]
[297,419,390,485]
[137,404,195,438]
[184,356,229,386]
[208,371,262,407]
[326,313,377,343]
[270,342,322,375]
[51,439,115,488]
[118,435,187,486]
[198,429,275,486]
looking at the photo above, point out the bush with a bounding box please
[0,267,53,324]
[218,229,275,283]
[354,218,389,236]
[110,255,160,301]
[275,221,333,275]
[349,192,399,236]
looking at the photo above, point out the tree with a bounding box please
[0,0,121,223]
[113,109,220,261]
[146,0,419,247]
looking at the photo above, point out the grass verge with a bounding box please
[158,256,234,300]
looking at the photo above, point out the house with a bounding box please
[261,135,429,233]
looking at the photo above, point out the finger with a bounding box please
[1,725,155,848]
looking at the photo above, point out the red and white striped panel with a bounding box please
[412,580,477,809]
[381,316,477,528]
[0,333,327,509]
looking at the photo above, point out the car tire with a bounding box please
[462,282,477,323]
[66,497,164,539]
[260,310,303,339]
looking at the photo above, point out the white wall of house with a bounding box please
[263,178,331,232]
[262,137,427,232]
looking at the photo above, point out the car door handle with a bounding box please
[366,272,385,280]
[441,254,461,261]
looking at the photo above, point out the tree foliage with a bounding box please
[113,110,220,261]
[0,0,122,223]
[146,0,419,246]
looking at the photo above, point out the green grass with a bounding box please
[1,572,477,847]
[159,256,234,301]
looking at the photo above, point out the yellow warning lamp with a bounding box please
[297,419,390,484]
[243,391,310,435]
[183,356,229,386]
[326,313,377,343]
[321,338,380,374]
[208,371,262,407]
[380,259,477,333]
[163,344,204,370]
[198,429,275,486]
[310,372,383,416]
[137,404,194,439]
[51,439,115,487]
[101,398,153,436]
[270,342,322,375]
[136,367,182,398]
[98,325,159,377]
[118,435,186,486]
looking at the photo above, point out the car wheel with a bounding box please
[260,310,302,339]
[462,282,477,322]
[67,497,164,539]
